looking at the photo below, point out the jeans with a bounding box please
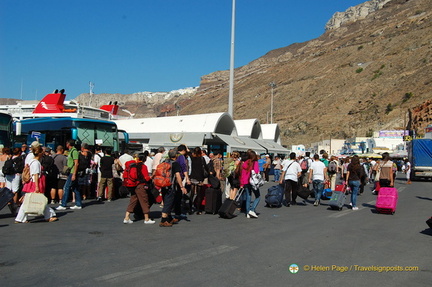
[273,169,281,182]
[162,186,176,215]
[61,174,82,207]
[244,184,260,213]
[312,180,324,202]
[348,180,361,207]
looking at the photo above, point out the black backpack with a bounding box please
[41,155,56,178]
[2,158,16,175]
[78,151,92,172]
[13,156,24,174]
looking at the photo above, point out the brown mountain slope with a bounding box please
[173,0,432,146]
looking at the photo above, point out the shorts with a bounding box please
[56,178,66,190]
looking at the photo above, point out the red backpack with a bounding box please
[123,161,146,187]
[153,160,173,188]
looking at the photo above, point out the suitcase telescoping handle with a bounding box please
[235,188,244,200]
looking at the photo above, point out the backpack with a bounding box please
[153,160,173,188]
[41,154,56,178]
[328,161,338,174]
[2,158,16,175]
[13,156,24,174]
[78,151,92,172]
[223,157,235,178]
[300,158,309,172]
[22,162,32,184]
[123,161,147,187]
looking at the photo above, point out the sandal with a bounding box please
[46,217,58,222]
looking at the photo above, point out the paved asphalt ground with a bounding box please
[1,175,431,287]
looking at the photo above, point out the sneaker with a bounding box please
[159,221,173,227]
[349,202,352,206]
[70,205,82,210]
[144,219,155,224]
[313,200,319,206]
[248,211,258,218]
[352,206,359,211]
[96,197,102,202]
[123,219,133,224]
[56,205,67,210]
[107,199,111,202]
[50,200,55,204]
[246,214,251,219]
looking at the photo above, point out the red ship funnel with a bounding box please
[100,104,119,115]
[33,93,66,114]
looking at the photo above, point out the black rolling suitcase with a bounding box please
[218,198,237,219]
[205,187,222,214]
[0,187,15,214]
[218,188,244,219]
[328,191,346,211]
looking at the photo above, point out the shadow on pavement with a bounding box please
[416,196,432,201]
[419,228,432,236]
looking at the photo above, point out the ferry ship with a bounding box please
[0,90,119,120]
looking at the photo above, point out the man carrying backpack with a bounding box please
[56,139,82,210]
[122,153,154,224]
[299,152,313,187]
[96,148,115,202]
[77,143,93,200]
[327,156,340,191]
[156,149,187,227]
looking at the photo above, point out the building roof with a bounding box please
[234,119,262,139]
[115,112,236,135]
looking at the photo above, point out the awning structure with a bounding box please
[254,139,289,154]
[214,133,266,153]
[148,132,205,148]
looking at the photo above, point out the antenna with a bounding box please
[89,81,94,106]
[20,78,23,100]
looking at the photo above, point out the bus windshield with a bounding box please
[0,113,13,147]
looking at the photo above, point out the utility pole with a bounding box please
[228,0,236,117]
[268,82,276,124]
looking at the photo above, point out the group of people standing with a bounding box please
[277,151,406,212]
[1,140,411,225]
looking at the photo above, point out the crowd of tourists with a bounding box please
[0,140,412,226]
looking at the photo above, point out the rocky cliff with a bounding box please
[178,0,432,145]
[70,0,431,146]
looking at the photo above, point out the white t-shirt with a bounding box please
[310,160,326,181]
[28,159,41,180]
[25,153,35,165]
[145,157,153,174]
[152,152,164,171]
[119,153,134,169]
[282,160,302,182]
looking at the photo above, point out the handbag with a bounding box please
[208,174,221,189]
[62,165,72,176]
[202,158,209,178]
[22,193,47,215]
[22,173,46,193]
[249,170,264,189]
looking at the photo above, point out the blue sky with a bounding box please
[0,0,366,101]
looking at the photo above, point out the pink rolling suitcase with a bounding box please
[375,187,398,214]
